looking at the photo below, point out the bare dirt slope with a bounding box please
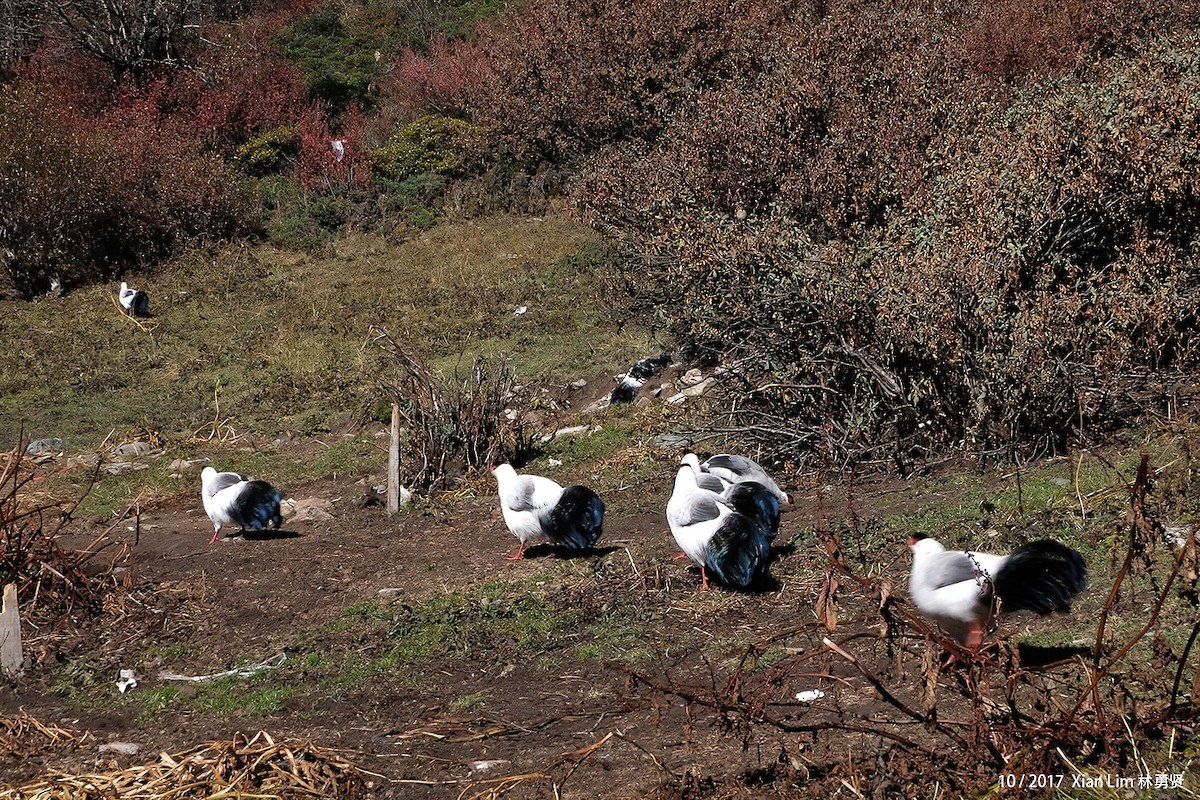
[2,462,840,799]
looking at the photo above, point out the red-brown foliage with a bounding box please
[441,0,1200,462]
[0,81,251,294]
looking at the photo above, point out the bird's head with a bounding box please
[679,453,701,471]
[908,533,945,559]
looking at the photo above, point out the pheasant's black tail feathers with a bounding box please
[723,481,780,540]
[543,485,605,551]
[705,515,771,589]
[994,539,1088,614]
[233,481,283,530]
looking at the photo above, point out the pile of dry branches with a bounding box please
[373,328,551,491]
[0,441,122,618]
[0,730,369,799]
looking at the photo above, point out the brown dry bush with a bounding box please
[0,442,116,621]
[456,0,1200,467]
[374,329,550,492]
[0,81,253,296]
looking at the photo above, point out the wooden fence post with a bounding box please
[0,584,22,678]
[387,402,401,516]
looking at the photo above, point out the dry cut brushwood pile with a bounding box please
[0,729,370,800]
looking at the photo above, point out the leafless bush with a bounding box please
[635,454,1200,797]
[0,441,126,619]
[373,328,552,492]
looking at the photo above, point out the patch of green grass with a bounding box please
[193,676,301,716]
[134,686,183,721]
[0,217,651,466]
[49,655,106,706]
[447,693,488,713]
[296,576,678,692]
[542,408,642,469]
[143,643,191,661]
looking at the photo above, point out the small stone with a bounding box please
[546,424,589,442]
[114,442,151,456]
[377,588,404,599]
[569,379,587,389]
[653,433,694,451]
[282,498,335,523]
[666,377,716,405]
[583,396,611,413]
[26,438,65,456]
[99,742,142,756]
[1050,477,1069,487]
[679,368,705,386]
[101,461,151,475]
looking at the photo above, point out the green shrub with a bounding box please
[307,195,349,229]
[237,126,301,176]
[274,5,392,110]
[371,115,475,182]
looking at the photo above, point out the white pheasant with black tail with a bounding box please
[118,281,150,317]
[667,455,776,590]
[699,453,793,510]
[610,352,672,404]
[200,467,284,544]
[684,454,782,538]
[491,464,605,560]
[907,534,1088,647]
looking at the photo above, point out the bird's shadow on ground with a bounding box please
[521,544,622,560]
[769,542,797,563]
[681,565,783,595]
[239,529,303,541]
[1015,641,1092,668]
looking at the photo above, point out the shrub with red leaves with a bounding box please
[0,82,251,295]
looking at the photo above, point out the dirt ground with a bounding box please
[1,439,1195,799]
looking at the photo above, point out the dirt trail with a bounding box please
[6,467,844,798]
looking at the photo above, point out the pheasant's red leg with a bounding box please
[964,622,984,650]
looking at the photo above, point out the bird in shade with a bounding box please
[118,281,150,317]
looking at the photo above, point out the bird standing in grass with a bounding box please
[667,455,774,590]
[118,281,150,317]
[906,534,1088,648]
[491,464,605,560]
[200,467,284,544]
